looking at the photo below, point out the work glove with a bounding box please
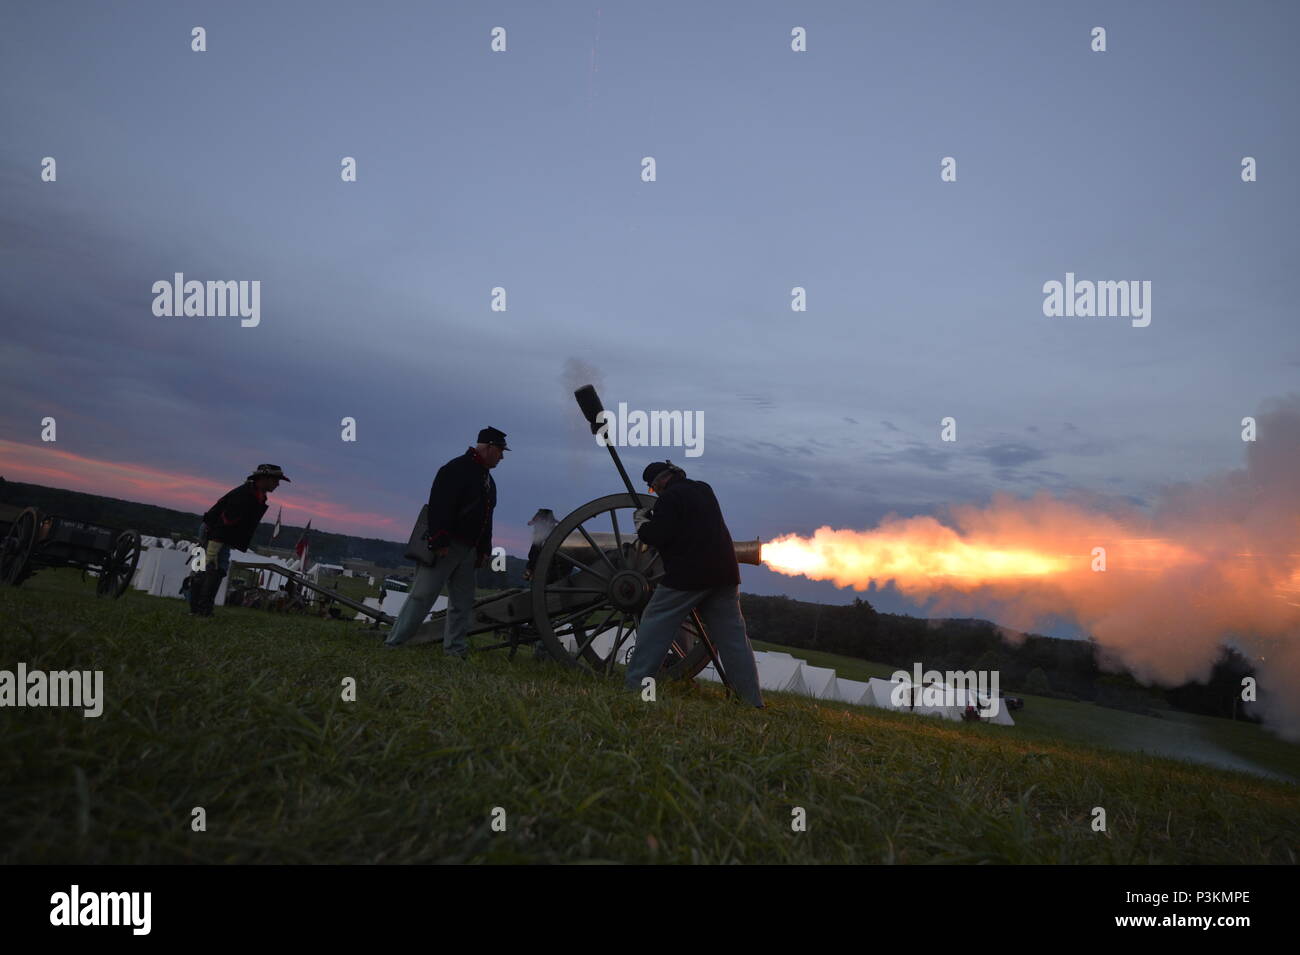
[633,506,653,529]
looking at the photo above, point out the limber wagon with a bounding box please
[0,503,141,598]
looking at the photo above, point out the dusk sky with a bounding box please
[2,1,1297,635]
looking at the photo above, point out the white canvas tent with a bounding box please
[697,662,722,682]
[584,626,638,663]
[834,678,872,705]
[215,549,301,605]
[800,664,839,699]
[699,652,806,693]
[861,678,965,721]
[948,686,1016,725]
[130,547,193,598]
[754,654,809,694]
[355,591,446,624]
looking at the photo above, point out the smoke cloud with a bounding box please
[766,395,1300,739]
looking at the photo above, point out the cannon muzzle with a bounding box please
[561,532,762,566]
[732,539,763,567]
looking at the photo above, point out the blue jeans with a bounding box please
[385,540,477,656]
[624,584,764,707]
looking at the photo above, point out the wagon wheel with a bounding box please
[530,493,712,681]
[97,529,141,598]
[0,507,38,587]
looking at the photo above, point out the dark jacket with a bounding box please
[426,449,496,556]
[636,477,740,591]
[202,482,269,551]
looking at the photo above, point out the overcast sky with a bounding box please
[2,1,1296,633]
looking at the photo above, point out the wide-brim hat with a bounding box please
[248,463,291,482]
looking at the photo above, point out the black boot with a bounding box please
[192,569,223,617]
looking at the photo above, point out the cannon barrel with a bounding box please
[560,531,762,566]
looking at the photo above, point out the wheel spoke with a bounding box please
[549,602,607,632]
[575,627,602,656]
[588,607,618,639]
[553,607,615,646]
[557,549,610,581]
[575,607,619,656]
[609,613,635,665]
[576,522,619,576]
[608,509,627,568]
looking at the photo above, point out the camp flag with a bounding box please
[272,506,282,540]
[294,519,312,570]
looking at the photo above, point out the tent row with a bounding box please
[130,545,313,604]
[127,541,439,625]
[673,640,1015,725]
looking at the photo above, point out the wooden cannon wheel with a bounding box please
[529,493,712,680]
[97,529,141,598]
[0,507,38,587]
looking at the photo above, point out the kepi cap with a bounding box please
[642,461,674,485]
[478,427,509,450]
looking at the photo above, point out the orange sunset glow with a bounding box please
[0,439,401,537]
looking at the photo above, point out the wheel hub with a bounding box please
[607,569,650,613]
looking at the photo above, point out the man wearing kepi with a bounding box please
[385,427,506,656]
[625,461,764,707]
[192,463,289,616]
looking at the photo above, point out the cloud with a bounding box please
[976,442,1049,469]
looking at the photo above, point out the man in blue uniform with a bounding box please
[624,461,763,707]
[385,427,506,657]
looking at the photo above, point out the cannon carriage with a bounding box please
[410,491,762,681]
[402,385,763,688]
[0,503,141,597]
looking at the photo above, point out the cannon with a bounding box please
[407,386,763,684]
[0,504,141,598]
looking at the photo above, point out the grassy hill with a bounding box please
[2,571,1296,864]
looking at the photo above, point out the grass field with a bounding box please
[2,571,1297,864]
